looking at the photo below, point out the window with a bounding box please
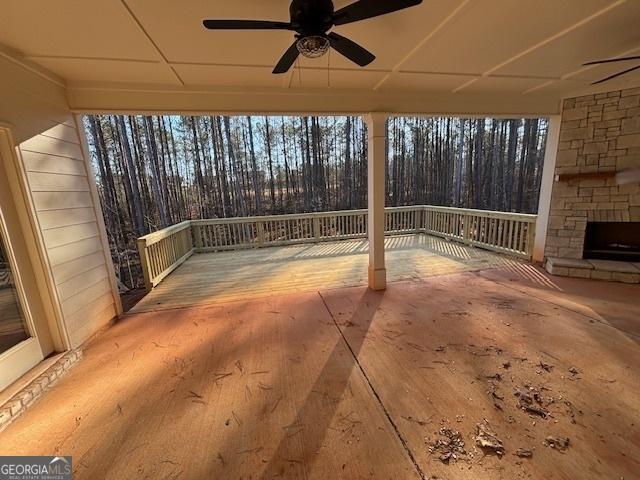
[0,228,30,354]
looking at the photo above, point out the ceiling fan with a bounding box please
[583,56,640,84]
[203,0,423,74]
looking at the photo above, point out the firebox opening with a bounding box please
[583,222,640,262]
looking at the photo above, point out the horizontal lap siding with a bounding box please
[52,251,106,285]
[19,119,116,348]
[65,297,115,347]
[42,222,99,249]
[31,191,94,211]
[20,134,84,159]
[27,171,91,192]
[47,236,104,267]
[57,265,108,302]
[60,279,112,318]
[21,152,87,176]
[38,207,97,230]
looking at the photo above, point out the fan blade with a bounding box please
[333,0,422,26]
[583,56,640,66]
[203,20,292,30]
[592,64,640,85]
[273,42,300,74]
[327,33,375,67]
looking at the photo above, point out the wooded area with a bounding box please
[84,115,548,291]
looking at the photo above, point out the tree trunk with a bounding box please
[116,116,145,236]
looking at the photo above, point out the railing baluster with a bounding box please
[517,221,524,253]
[506,220,514,251]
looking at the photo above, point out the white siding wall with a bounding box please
[1,54,119,349]
[18,120,118,347]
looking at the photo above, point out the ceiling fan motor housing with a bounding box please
[290,0,335,35]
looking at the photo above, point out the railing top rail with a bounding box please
[140,206,537,243]
[422,205,537,221]
[384,205,424,212]
[190,204,535,226]
[191,209,370,225]
[137,220,192,246]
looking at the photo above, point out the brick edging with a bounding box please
[0,349,83,433]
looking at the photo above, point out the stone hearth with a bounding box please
[546,257,640,284]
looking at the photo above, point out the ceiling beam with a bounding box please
[66,82,562,117]
[373,0,470,91]
[0,43,66,88]
[119,0,185,86]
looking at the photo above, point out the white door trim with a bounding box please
[0,339,42,391]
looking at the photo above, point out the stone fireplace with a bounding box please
[544,86,640,283]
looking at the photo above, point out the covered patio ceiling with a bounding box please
[1,0,640,115]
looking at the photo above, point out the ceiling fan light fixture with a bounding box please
[296,35,330,58]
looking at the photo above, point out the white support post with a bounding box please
[365,113,388,290]
[533,115,561,263]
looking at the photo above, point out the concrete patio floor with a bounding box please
[0,261,638,479]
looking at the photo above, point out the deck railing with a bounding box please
[137,206,536,291]
[136,221,194,291]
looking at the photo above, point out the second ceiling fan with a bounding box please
[583,56,640,84]
[203,0,423,74]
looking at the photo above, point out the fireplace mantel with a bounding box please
[554,171,615,182]
[555,169,640,183]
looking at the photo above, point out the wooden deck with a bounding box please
[132,234,523,312]
[1,258,639,479]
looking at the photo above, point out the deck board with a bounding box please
[132,234,522,312]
